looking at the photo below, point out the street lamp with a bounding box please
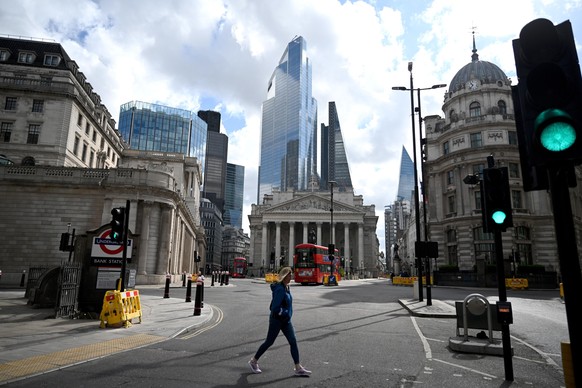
[392,63,446,303]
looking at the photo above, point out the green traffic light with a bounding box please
[491,210,507,225]
[535,109,577,152]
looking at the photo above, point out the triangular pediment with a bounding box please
[268,193,361,213]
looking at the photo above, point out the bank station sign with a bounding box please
[90,229,133,265]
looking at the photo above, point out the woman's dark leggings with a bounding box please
[254,317,299,364]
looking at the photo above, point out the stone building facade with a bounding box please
[248,190,379,277]
[416,42,582,276]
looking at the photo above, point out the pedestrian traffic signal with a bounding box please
[110,207,125,242]
[512,18,582,168]
[481,167,513,232]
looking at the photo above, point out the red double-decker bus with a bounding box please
[232,257,248,278]
[293,243,340,285]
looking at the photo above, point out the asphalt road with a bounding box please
[7,279,567,387]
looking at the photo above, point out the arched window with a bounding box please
[498,100,507,115]
[469,102,481,117]
[22,156,35,166]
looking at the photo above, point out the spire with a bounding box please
[471,30,479,62]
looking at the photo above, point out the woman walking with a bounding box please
[248,267,311,376]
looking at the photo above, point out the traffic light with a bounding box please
[481,167,513,232]
[328,244,335,261]
[512,18,582,168]
[110,207,125,242]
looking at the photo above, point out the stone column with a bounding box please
[156,204,172,275]
[344,222,350,276]
[316,222,322,246]
[138,202,151,275]
[358,223,364,274]
[303,223,308,243]
[262,222,268,269]
[288,222,295,266]
[275,222,281,267]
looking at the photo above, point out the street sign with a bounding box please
[91,229,133,259]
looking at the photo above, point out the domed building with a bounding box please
[420,36,582,286]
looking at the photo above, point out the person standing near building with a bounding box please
[248,267,311,376]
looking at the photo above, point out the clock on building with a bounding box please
[467,79,479,90]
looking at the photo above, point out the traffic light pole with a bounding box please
[548,166,582,384]
[494,229,513,381]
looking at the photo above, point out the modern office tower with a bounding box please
[224,163,245,229]
[200,197,223,269]
[321,101,353,192]
[396,146,415,202]
[257,36,318,203]
[118,100,207,168]
[198,110,227,214]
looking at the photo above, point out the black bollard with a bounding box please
[220,271,224,286]
[193,282,202,316]
[225,271,230,286]
[182,272,186,287]
[211,271,215,286]
[19,270,26,288]
[201,280,204,308]
[163,273,171,298]
[185,274,192,302]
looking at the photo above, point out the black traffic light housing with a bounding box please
[512,18,582,169]
[110,207,125,242]
[482,167,513,232]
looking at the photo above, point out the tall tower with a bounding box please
[257,36,318,202]
[396,146,415,202]
[198,110,227,215]
[321,101,353,191]
[224,163,245,229]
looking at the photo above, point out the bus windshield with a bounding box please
[295,247,316,268]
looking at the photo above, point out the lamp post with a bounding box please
[392,63,446,303]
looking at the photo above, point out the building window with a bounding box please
[512,190,522,209]
[446,229,457,243]
[85,122,90,135]
[446,170,454,185]
[92,129,97,143]
[474,190,482,210]
[472,163,485,176]
[0,49,10,61]
[447,195,455,214]
[1,122,13,142]
[5,97,17,110]
[43,55,61,66]
[100,138,105,149]
[73,135,80,155]
[469,102,481,117]
[77,113,83,127]
[508,162,520,178]
[89,149,95,168]
[508,130,518,145]
[27,124,41,144]
[514,226,532,265]
[18,52,35,64]
[32,99,44,113]
[443,141,449,155]
[498,100,507,115]
[470,132,483,148]
[82,143,88,162]
[473,227,495,264]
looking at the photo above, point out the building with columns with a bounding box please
[248,189,379,277]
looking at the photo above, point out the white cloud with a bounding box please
[2,0,581,255]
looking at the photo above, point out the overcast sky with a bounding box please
[2,0,581,253]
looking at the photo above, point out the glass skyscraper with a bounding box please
[198,110,227,215]
[118,101,207,169]
[396,146,415,202]
[321,101,353,191]
[257,36,318,202]
[224,163,245,229]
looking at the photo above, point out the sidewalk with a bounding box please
[0,282,213,385]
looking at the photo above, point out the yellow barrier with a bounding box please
[392,276,433,286]
[99,289,143,328]
[265,273,277,283]
[505,278,528,290]
[560,282,564,300]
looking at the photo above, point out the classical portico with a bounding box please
[248,190,378,276]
